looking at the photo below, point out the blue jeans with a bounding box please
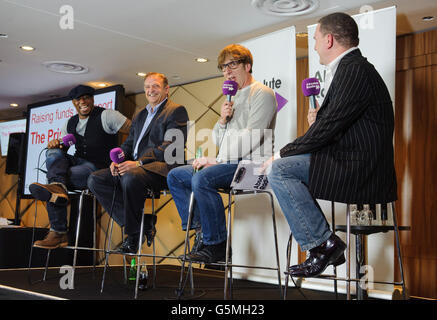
[167,163,238,245]
[44,149,97,233]
[267,154,332,251]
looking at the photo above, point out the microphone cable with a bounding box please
[102,170,121,259]
[28,146,51,284]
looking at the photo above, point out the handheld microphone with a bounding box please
[60,134,76,147]
[109,147,125,164]
[302,78,321,109]
[222,80,238,121]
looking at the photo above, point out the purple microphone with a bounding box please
[222,80,238,102]
[61,134,76,147]
[222,80,238,121]
[302,78,321,109]
[109,147,125,164]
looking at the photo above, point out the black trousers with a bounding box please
[87,167,167,236]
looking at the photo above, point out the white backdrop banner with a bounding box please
[308,6,396,104]
[242,26,297,152]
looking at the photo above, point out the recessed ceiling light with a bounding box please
[97,83,107,87]
[172,75,181,80]
[0,33,8,38]
[20,45,35,51]
[42,61,88,74]
[10,103,18,107]
[136,72,147,77]
[195,58,208,63]
[422,16,434,22]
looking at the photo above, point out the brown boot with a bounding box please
[33,231,68,249]
[29,182,69,206]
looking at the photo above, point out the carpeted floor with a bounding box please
[0,264,343,301]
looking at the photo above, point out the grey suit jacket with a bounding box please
[121,99,189,177]
[280,49,397,204]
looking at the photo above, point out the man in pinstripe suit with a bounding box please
[264,12,397,278]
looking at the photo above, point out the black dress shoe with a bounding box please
[143,214,157,247]
[185,240,228,264]
[287,234,346,278]
[144,225,156,247]
[117,235,145,254]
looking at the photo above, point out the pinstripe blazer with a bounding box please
[280,49,397,204]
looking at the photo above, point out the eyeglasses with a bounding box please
[218,60,243,72]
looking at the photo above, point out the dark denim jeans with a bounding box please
[87,167,167,236]
[44,148,97,233]
[167,163,238,245]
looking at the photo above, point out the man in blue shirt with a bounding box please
[88,72,189,254]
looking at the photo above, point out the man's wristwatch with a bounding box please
[136,160,142,167]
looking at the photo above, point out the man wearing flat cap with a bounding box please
[29,84,131,249]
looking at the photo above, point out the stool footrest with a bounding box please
[335,225,410,235]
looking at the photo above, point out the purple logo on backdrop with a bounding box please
[263,77,288,112]
[275,92,288,112]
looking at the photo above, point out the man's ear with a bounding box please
[327,33,334,49]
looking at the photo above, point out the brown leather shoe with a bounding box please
[29,183,68,206]
[33,231,68,249]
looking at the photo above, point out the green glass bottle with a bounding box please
[194,147,202,173]
[128,257,137,281]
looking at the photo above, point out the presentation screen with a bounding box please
[21,84,124,197]
[0,119,26,157]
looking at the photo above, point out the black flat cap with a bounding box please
[68,85,95,100]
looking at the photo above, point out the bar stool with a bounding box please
[177,188,283,300]
[28,188,98,282]
[283,201,409,300]
[100,189,169,299]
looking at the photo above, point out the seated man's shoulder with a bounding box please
[163,100,188,117]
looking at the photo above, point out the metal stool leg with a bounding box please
[27,202,39,283]
[331,201,338,299]
[391,203,407,299]
[283,233,293,299]
[101,218,115,293]
[176,192,195,299]
[92,193,97,275]
[346,204,351,300]
[151,193,157,289]
[134,208,146,300]
[43,249,51,281]
[224,191,233,300]
[121,227,127,284]
[72,190,86,278]
[268,191,283,299]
